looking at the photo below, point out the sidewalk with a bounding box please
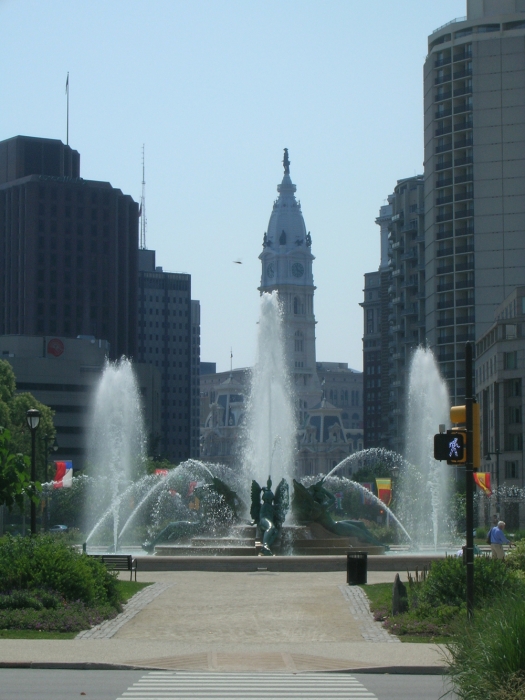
[0,571,447,673]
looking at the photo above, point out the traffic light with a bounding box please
[434,431,465,462]
[449,402,481,469]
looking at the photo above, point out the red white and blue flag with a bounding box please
[53,461,73,489]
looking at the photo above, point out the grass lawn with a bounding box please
[360,582,453,644]
[0,580,153,640]
[117,580,152,602]
[0,629,77,640]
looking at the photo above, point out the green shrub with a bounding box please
[475,526,487,540]
[506,540,525,572]
[0,535,121,608]
[418,556,522,609]
[0,601,118,633]
[447,596,525,699]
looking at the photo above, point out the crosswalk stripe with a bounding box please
[117,671,378,699]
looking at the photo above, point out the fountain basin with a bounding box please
[133,553,446,572]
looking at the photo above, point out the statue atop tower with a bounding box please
[283,148,290,176]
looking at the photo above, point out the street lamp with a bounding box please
[26,409,41,535]
[485,448,501,518]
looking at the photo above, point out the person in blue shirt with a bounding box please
[488,521,512,559]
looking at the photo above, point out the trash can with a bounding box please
[347,551,367,585]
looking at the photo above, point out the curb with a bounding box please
[0,661,449,674]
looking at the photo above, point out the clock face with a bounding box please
[292,262,305,278]
[267,263,275,278]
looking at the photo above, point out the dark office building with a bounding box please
[0,135,138,359]
[138,249,200,461]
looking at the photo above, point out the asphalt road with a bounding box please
[0,669,457,699]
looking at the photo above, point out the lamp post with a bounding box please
[485,449,501,519]
[42,434,58,531]
[26,409,41,535]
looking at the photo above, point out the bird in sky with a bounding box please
[233,259,242,264]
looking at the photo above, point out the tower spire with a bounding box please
[283,148,290,176]
[139,144,147,249]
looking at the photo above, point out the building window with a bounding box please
[504,351,518,370]
[294,331,303,352]
[505,461,518,479]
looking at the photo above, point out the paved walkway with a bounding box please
[0,570,446,672]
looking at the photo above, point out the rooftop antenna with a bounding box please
[65,72,70,145]
[139,144,147,249]
[230,348,233,374]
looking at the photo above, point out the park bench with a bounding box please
[90,554,137,581]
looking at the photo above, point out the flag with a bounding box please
[154,468,168,476]
[65,72,69,94]
[474,472,492,495]
[375,478,392,506]
[360,482,374,505]
[53,460,73,488]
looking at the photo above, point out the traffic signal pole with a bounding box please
[465,342,474,619]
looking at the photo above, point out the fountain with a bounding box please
[84,358,146,552]
[242,292,296,487]
[399,347,451,549]
[80,306,457,557]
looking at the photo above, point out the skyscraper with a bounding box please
[137,249,200,461]
[0,135,138,359]
[424,0,525,402]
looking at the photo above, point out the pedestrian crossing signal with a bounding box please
[434,431,465,463]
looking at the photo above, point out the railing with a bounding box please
[437,229,453,240]
[436,177,453,188]
[454,49,472,62]
[456,279,474,289]
[436,161,453,171]
[435,74,452,85]
[456,262,474,271]
[455,224,474,235]
[438,300,454,309]
[437,247,454,257]
[436,195,453,205]
[437,336,455,345]
[437,283,454,292]
[454,86,472,97]
[456,297,475,306]
[455,174,473,184]
[454,104,472,115]
[436,90,453,101]
[436,143,452,154]
[431,16,467,35]
[454,137,473,149]
[456,316,475,325]
[453,68,472,80]
[437,213,453,222]
[435,108,453,119]
[455,207,474,218]
[455,191,473,202]
[438,318,454,327]
[455,156,473,166]
[454,119,473,132]
[437,265,454,275]
[435,57,452,67]
[455,244,474,254]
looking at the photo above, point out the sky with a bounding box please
[0,0,466,373]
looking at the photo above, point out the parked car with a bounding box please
[49,524,68,533]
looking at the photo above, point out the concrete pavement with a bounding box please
[0,570,448,673]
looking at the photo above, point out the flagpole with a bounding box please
[66,72,69,145]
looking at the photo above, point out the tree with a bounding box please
[0,428,39,510]
[0,360,56,482]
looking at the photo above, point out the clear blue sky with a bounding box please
[1,0,466,372]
